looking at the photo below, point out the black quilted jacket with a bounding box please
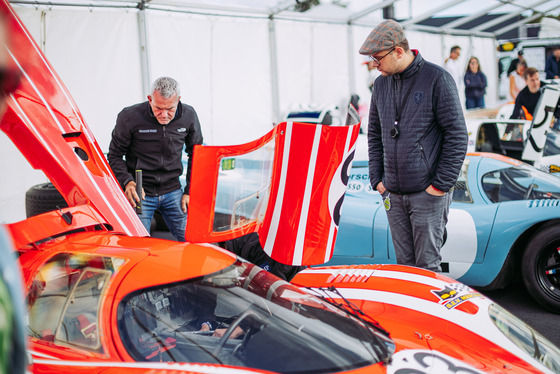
[108,101,203,196]
[367,51,467,194]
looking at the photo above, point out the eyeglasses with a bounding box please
[369,48,395,65]
[0,68,21,97]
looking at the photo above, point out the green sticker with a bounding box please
[221,158,236,171]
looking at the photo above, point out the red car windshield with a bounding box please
[117,261,394,373]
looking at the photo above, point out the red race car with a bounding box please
[2,1,560,373]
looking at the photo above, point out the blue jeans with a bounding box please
[465,96,485,110]
[382,189,452,272]
[138,188,186,241]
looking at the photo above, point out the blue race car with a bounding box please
[330,152,560,312]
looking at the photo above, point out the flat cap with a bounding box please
[359,19,405,55]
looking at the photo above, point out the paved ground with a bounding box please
[480,284,560,347]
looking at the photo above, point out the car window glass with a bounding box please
[213,140,275,232]
[27,253,122,351]
[452,159,472,203]
[118,261,394,372]
[55,268,111,350]
[482,166,560,203]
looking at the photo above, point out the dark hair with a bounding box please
[396,38,410,52]
[466,56,481,73]
[517,60,527,70]
[524,67,538,80]
[450,45,461,53]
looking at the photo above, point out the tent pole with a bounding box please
[348,23,356,96]
[269,15,280,125]
[137,1,151,95]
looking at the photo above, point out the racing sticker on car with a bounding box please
[347,170,377,194]
[431,283,482,310]
[388,349,483,374]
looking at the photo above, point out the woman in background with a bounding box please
[508,60,527,102]
[464,56,487,109]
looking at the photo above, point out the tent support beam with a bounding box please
[492,3,560,37]
[347,0,398,24]
[348,23,355,96]
[471,0,551,32]
[440,0,514,30]
[269,16,280,124]
[401,0,467,27]
[137,1,151,95]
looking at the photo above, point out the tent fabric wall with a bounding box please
[277,20,351,119]
[1,3,499,223]
[147,11,274,145]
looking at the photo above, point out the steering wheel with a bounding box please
[212,307,257,357]
[524,183,537,200]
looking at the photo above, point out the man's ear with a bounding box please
[147,95,152,103]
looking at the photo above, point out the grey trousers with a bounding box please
[383,189,452,272]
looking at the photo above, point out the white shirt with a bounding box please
[444,58,461,89]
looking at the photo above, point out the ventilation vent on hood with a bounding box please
[326,268,376,284]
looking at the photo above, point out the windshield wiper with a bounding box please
[306,286,393,365]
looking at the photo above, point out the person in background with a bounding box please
[507,50,525,76]
[359,20,467,273]
[108,77,203,241]
[464,56,487,109]
[363,55,381,92]
[508,60,527,102]
[444,45,462,88]
[545,46,560,80]
[510,67,547,120]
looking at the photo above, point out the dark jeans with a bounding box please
[465,96,485,110]
[383,189,452,272]
[138,188,186,241]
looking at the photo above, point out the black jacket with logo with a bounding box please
[368,51,468,194]
[108,101,203,196]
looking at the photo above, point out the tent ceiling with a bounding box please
[10,0,560,39]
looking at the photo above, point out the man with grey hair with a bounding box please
[108,76,203,241]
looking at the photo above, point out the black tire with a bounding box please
[25,182,68,218]
[521,225,560,313]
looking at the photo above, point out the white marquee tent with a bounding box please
[1,0,559,222]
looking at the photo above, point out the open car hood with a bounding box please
[187,118,360,265]
[0,0,146,238]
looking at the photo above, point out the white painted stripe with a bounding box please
[9,95,134,236]
[8,49,65,133]
[263,122,292,257]
[323,222,336,263]
[10,14,85,129]
[327,287,554,374]
[30,358,261,373]
[324,127,354,263]
[8,53,135,236]
[12,22,115,186]
[267,280,285,300]
[293,125,322,265]
[29,350,59,359]
[301,267,450,289]
[242,266,262,290]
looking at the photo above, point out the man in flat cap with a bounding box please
[360,19,467,272]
